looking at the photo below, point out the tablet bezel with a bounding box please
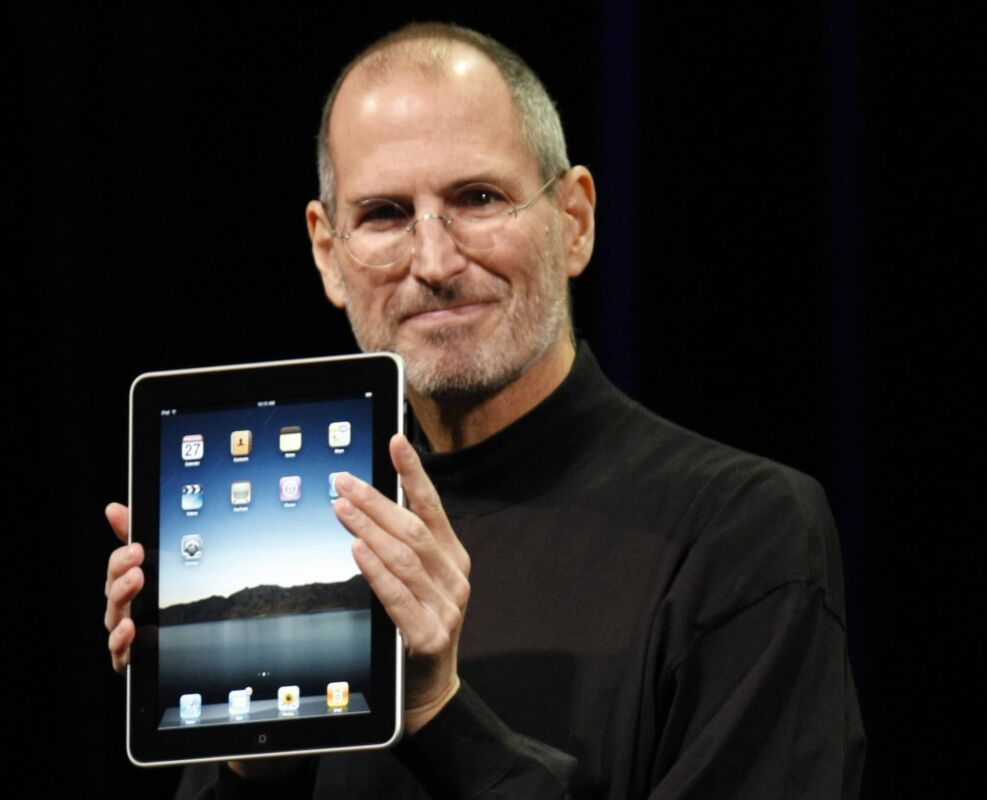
[126,352,404,767]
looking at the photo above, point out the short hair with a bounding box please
[316,22,570,214]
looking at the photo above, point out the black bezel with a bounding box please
[127,353,404,766]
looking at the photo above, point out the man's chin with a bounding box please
[400,339,522,403]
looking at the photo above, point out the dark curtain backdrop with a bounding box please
[11,2,977,797]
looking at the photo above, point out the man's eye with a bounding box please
[453,185,509,212]
[356,203,407,229]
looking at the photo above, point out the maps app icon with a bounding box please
[329,421,351,448]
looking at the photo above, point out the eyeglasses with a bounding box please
[329,173,561,269]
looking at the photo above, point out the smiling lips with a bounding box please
[403,300,495,324]
[390,276,508,326]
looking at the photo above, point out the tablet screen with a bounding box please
[128,354,403,765]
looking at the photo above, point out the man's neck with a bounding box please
[409,335,576,453]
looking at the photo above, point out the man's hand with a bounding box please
[104,502,144,673]
[333,434,471,734]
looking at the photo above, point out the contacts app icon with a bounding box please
[230,429,252,457]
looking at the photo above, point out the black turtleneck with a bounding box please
[182,344,864,799]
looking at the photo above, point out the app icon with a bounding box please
[230,430,252,456]
[328,421,351,448]
[329,472,344,499]
[326,681,349,708]
[181,484,203,511]
[279,476,302,503]
[228,687,252,716]
[230,480,252,506]
[278,685,300,713]
[181,534,203,561]
[179,693,202,721]
[279,426,302,453]
[182,434,204,461]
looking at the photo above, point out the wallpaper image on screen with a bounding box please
[155,395,374,729]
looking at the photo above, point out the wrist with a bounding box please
[405,674,461,734]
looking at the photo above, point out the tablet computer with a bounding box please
[127,353,404,766]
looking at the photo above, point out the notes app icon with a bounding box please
[279,426,302,453]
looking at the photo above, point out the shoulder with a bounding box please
[598,393,847,624]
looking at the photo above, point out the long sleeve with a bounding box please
[389,584,863,800]
[394,681,581,799]
[646,582,865,798]
[171,344,865,799]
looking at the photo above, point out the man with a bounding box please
[105,23,865,798]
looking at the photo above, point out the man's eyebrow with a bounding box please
[343,173,517,207]
[346,192,409,208]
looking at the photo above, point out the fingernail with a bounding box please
[334,473,353,493]
[334,498,354,518]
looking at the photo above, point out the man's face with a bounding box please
[311,49,574,400]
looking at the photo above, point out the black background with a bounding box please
[10,2,978,797]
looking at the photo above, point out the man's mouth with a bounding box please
[402,300,495,324]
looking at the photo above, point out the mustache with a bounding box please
[388,275,508,320]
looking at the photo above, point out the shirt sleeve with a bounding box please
[393,680,581,799]
[646,581,865,799]
[175,758,319,800]
[392,582,863,800]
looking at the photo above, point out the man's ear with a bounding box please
[306,200,347,309]
[558,166,596,279]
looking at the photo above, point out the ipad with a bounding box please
[127,353,404,766]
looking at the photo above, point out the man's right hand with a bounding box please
[104,502,144,673]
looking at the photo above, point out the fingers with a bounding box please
[108,617,136,672]
[331,438,469,728]
[337,498,465,655]
[332,435,470,646]
[105,538,144,594]
[333,465,468,610]
[104,548,144,630]
[105,502,130,544]
[389,435,470,575]
[105,502,142,674]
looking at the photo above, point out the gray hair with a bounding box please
[316,23,570,215]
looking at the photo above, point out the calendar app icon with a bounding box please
[182,434,204,461]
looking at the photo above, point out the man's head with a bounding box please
[306,24,595,403]
[316,24,571,216]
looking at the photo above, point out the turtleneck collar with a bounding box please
[416,342,632,514]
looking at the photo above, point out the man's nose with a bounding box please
[408,214,468,284]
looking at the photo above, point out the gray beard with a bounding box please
[340,216,568,402]
[345,281,566,403]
